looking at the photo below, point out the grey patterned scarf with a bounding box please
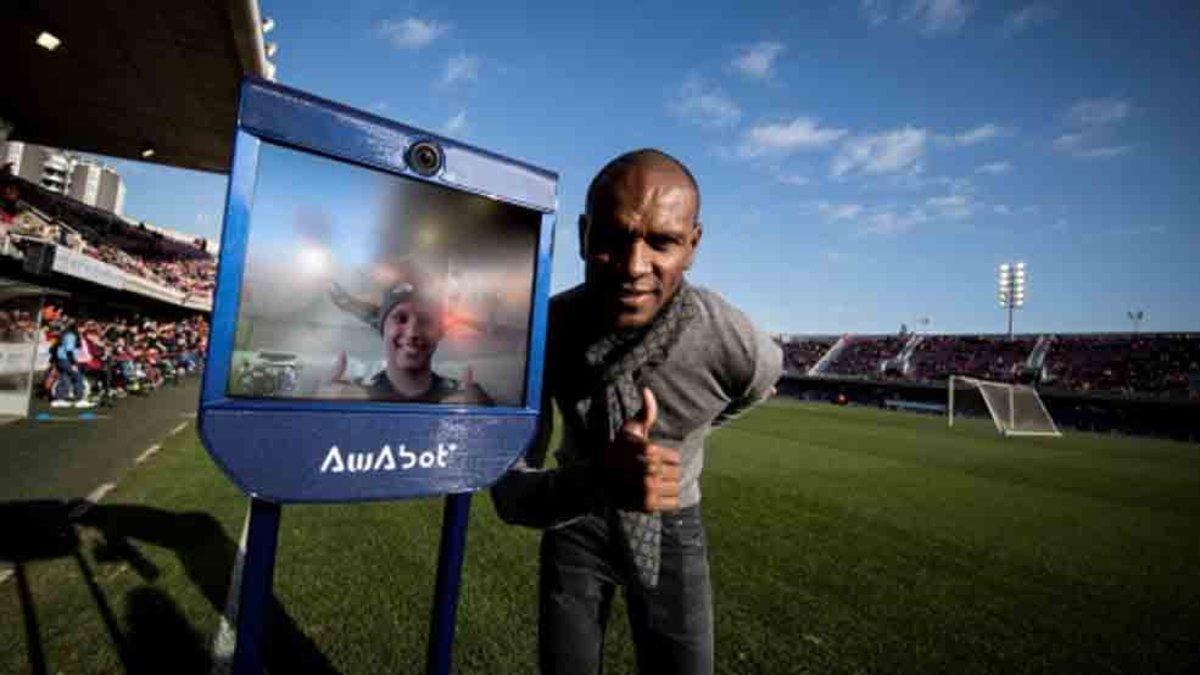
[583,282,699,588]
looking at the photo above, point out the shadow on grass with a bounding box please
[1,499,339,674]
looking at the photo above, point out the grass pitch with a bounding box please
[2,401,1198,673]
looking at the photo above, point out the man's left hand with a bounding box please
[604,387,682,512]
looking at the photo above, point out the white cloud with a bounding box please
[1053,132,1130,159]
[1076,145,1132,158]
[862,208,928,235]
[668,76,741,128]
[1053,98,1133,158]
[1068,98,1131,127]
[926,194,972,218]
[774,173,811,186]
[377,18,449,49]
[861,0,968,35]
[732,42,785,80]
[1104,224,1167,237]
[443,110,468,135]
[940,123,1006,146]
[859,0,890,26]
[831,126,927,177]
[739,117,848,157]
[903,0,971,35]
[976,160,1012,175]
[1052,131,1086,152]
[993,204,1012,215]
[1003,4,1056,34]
[819,202,865,221]
[440,54,479,87]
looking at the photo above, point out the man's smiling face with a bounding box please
[580,157,702,330]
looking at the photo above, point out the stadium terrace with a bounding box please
[778,332,1200,440]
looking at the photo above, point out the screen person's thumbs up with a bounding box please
[331,350,350,383]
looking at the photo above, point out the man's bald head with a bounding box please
[584,149,700,227]
[579,149,704,329]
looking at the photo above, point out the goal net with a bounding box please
[948,375,1061,437]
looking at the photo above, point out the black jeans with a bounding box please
[538,504,713,674]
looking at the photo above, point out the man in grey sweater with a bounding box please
[491,149,782,674]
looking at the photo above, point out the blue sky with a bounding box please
[108,0,1200,335]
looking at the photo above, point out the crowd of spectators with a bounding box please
[85,243,216,296]
[824,336,906,377]
[146,256,216,297]
[780,337,836,374]
[39,304,209,407]
[780,332,1200,400]
[2,173,215,300]
[1043,334,1200,398]
[905,335,1036,383]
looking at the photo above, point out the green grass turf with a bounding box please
[2,401,1198,673]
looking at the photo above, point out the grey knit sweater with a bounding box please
[491,284,782,528]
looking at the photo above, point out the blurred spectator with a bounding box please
[49,320,92,408]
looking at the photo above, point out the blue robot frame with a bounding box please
[199,78,557,501]
[198,78,557,674]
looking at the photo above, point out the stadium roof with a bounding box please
[0,280,70,305]
[1,0,275,175]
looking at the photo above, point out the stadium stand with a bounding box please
[1042,334,1200,399]
[2,168,214,417]
[823,335,905,377]
[905,335,1037,383]
[37,302,208,406]
[1,175,214,310]
[779,332,1200,401]
[780,336,837,374]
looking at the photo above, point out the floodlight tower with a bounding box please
[1127,310,1145,334]
[997,261,1026,340]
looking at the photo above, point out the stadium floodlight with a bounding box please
[140,147,155,159]
[36,31,61,51]
[1127,309,1145,334]
[997,260,1027,339]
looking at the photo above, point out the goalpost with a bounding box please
[947,375,1061,437]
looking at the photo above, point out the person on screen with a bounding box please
[490,149,782,674]
[331,281,493,405]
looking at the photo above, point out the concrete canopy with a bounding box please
[1,0,274,175]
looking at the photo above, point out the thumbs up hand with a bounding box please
[605,388,681,513]
[331,350,350,383]
[443,364,495,405]
[315,351,367,399]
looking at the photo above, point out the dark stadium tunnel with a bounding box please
[0,499,341,675]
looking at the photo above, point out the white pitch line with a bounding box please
[68,481,118,520]
[135,444,162,464]
[85,482,117,504]
[209,502,253,675]
[0,568,12,585]
[170,421,189,436]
